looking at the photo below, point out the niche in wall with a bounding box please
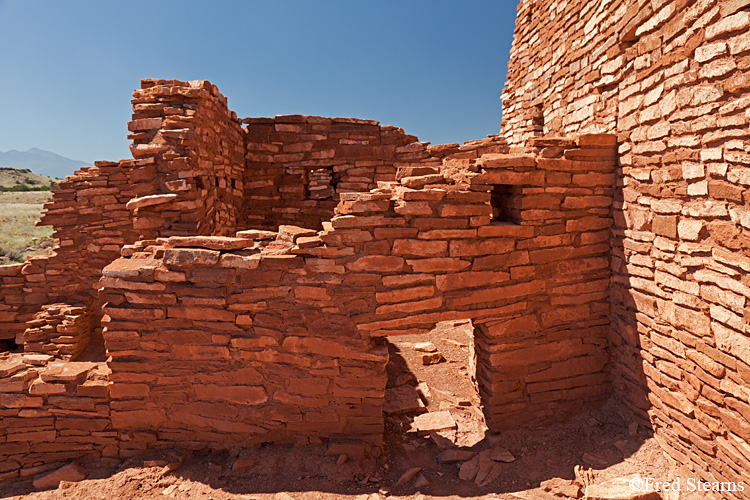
[489,184,521,224]
[307,167,339,200]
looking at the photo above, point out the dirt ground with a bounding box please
[3,321,683,500]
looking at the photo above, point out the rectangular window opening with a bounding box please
[490,184,521,225]
[532,104,544,134]
[307,167,339,200]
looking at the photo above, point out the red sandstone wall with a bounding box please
[97,135,615,451]
[241,117,511,232]
[0,79,248,344]
[501,0,633,147]
[7,162,142,346]
[1,70,618,479]
[0,264,28,342]
[505,0,750,493]
[0,358,114,483]
[610,3,750,490]
[99,234,387,451]
[128,79,246,237]
[1,78,508,346]
[242,116,418,231]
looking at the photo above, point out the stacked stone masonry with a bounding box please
[1,0,749,490]
[0,74,620,481]
[0,357,114,483]
[503,0,750,495]
[97,135,615,453]
[23,304,93,360]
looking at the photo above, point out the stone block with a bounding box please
[163,248,220,267]
[163,236,253,250]
[40,362,96,383]
[33,462,87,490]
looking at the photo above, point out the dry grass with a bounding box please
[0,167,61,189]
[0,191,55,265]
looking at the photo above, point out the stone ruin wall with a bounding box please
[242,116,411,231]
[503,0,750,493]
[0,74,619,481]
[97,136,615,454]
[4,0,750,488]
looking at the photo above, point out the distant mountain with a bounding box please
[0,148,89,179]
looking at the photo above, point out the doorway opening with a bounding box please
[381,319,506,489]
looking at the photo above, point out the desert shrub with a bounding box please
[0,184,51,192]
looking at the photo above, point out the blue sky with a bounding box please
[0,1,517,165]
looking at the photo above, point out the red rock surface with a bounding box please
[1,0,749,493]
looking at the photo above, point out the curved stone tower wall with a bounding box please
[503,0,750,493]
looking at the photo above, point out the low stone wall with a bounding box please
[23,305,93,360]
[100,234,386,452]
[242,116,509,231]
[97,134,616,452]
[5,162,141,345]
[0,264,28,343]
[0,356,114,483]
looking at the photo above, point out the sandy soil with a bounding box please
[3,322,681,500]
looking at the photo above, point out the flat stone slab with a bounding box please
[125,193,177,210]
[475,450,502,487]
[29,378,66,395]
[529,136,576,148]
[476,153,536,169]
[401,174,445,189]
[163,236,254,250]
[383,385,426,415]
[0,359,26,378]
[22,354,54,366]
[277,225,318,243]
[585,475,661,500]
[413,342,437,352]
[490,446,516,463]
[102,257,159,278]
[33,462,87,490]
[437,449,477,463]
[40,362,96,383]
[412,410,457,435]
[236,229,276,240]
[459,454,480,481]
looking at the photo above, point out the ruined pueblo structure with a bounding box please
[1,0,750,496]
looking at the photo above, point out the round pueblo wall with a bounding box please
[502,0,750,493]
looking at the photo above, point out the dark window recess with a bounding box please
[532,104,544,133]
[307,167,340,200]
[490,184,520,224]
[0,338,18,353]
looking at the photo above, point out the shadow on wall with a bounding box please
[2,325,652,498]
